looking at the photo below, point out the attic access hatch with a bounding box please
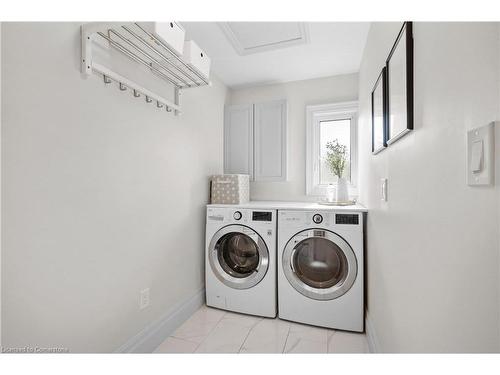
[219,22,309,55]
[81,22,211,115]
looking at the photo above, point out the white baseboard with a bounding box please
[365,310,380,353]
[115,288,205,353]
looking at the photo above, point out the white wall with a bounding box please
[359,22,500,352]
[495,23,500,352]
[230,74,358,201]
[1,23,227,352]
[498,24,500,352]
[0,22,2,348]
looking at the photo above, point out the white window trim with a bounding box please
[306,101,359,197]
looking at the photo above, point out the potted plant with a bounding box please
[325,139,349,202]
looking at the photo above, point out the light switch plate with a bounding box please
[381,178,388,201]
[467,122,495,186]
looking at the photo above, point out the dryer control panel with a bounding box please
[279,210,362,228]
[335,214,359,225]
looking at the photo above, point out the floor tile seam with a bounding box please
[281,323,292,354]
[192,310,229,352]
[237,317,265,353]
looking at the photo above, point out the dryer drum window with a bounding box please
[292,238,348,289]
[283,229,357,300]
[216,233,260,278]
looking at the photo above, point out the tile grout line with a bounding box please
[168,308,217,340]
[237,318,263,353]
[168,336,202,346]
[183,307,228,353]
[281,323,292,354]
[192,310,228,353]
[327,330,337,353]
[154,335,200,353]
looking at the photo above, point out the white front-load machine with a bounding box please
[205,206,277,318]
[278,210,364,332]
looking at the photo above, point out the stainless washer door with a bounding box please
[283,229,357,300]
[209,225,269,290]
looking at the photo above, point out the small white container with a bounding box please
[183,40,211,80]
[138,22,186,56]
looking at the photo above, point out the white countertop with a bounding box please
[207,200,368,212]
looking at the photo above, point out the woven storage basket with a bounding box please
[210,174,250,204]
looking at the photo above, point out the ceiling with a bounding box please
[181,22,370,88]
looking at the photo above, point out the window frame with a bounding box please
[306,101,359,197]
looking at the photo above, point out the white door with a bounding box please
[254,100,287,182]
[224,104,254,178]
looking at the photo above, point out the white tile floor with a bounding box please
[154,305,370,353]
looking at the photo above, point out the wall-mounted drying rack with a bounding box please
[81,22,211,116]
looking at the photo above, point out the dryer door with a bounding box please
[283,229,357,300]
[209,225,269,290]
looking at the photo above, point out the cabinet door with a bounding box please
[254,100,287,181]
[224,104,254,178]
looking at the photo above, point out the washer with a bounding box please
[278,209,365,332]
[205,206,277,318]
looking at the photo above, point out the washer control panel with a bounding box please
[252,211,273,222]
[207,207,276,226]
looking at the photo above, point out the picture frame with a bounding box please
[371,67,387,154]
[386,21,414,145]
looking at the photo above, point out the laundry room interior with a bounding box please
[2,3,500,366]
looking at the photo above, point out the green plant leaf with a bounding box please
[325,139,349,178]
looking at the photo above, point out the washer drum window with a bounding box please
[209,225,269,290]
[283,229,357,300]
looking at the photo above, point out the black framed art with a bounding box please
[386,21,413,145]
[371,67,387,154]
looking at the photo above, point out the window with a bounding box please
[306,102,358,197]
[319,119,352,184]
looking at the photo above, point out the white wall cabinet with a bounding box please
[224,104,254,177]
[224,100,287,182]
[253,100,287,181]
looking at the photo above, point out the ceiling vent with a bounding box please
[218,22,309,56]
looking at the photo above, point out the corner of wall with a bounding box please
[0,21,3,348]
[365,310,380,353]
[497,21,500,353]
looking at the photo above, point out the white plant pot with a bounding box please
[336,177,349,202]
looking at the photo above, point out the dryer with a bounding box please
[205,206,277,318]
[278,209,364,332]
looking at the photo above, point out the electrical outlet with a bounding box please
[139,288,150,310]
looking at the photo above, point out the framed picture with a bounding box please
[372,67,387,154]
[386,21,413,145]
